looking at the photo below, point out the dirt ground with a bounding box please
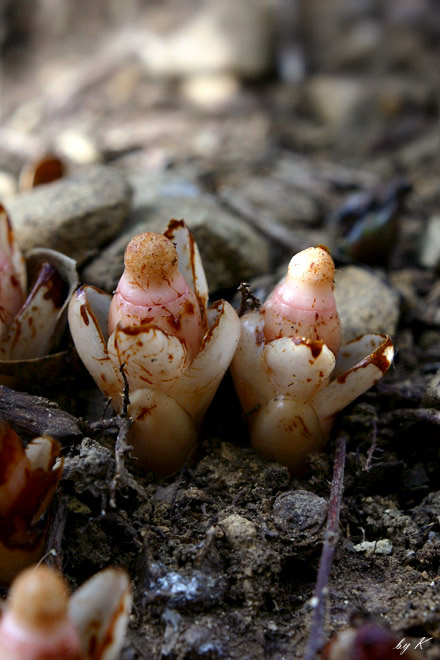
[1,2,440,658]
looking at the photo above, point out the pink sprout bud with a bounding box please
[0,565,83,660]
[108,232,205,362]
[262,246,341,355]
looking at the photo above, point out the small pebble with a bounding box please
[272,490,327,544]
[419,215,440,269]
[220,514,257,546]
[353,539,393,555]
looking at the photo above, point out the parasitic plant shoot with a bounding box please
[0,204,77,381]
[322,623,422,659]
[69,220,241,475]
[0,564,131,660]
[231,246,394,473]
[0,420,63,584]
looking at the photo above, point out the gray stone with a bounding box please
[139,0,275,78]
[306,75,369,127]
[220,174,320,227]
[272,490,327,544]
[126,168,201,217]
[335,266,400,343]
[82,193,270,293]
[422,368,440,408]
[220,514,257,546]
[4,166,132,265]
[419,215,440,269]
[353,539,393,556]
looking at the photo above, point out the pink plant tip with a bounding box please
[0,564,132,660]
[108,231,205,362]
[0,565,82,660]
[262,246,341,356]
[231,245,394,474]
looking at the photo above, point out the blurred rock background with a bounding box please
[1,0,439,278]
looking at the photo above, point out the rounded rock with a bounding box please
[272,490,327,544]
[335,266,400,343]
[4,165,132,265]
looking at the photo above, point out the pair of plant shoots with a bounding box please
[0,213,393,657]
[0,202,392,476]
[0,203,393,477]
[69,219,394,476]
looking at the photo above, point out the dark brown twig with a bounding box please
[303,432,347,660]
[0,377,134,508]
[45,494,69,572]
[0,385,82,441]
[237,282,261,317]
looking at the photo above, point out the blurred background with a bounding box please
[1,0,439,167]
[0,0,439,278]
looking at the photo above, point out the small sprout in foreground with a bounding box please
[323,622,423,659]
[69,219,241,475]
[0,564,132,660]
[0,420,63,584]
[231,246,394,474]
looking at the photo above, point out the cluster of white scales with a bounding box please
[69,219,393,476]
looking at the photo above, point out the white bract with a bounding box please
[68,220,241,475]
[231,246,394,474]
[0,564,131,660]
[0,203,77,365]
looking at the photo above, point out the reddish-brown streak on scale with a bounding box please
[255,327,265,346]
[337,337,392,384]
[28,262,65,307]
[292,337,323,359]
[0,205,15,248]
[119,323,156,336]
[136,406,157,421]
[298,416,310,435]
[80,305,90,326]
[99,589,127,656]
[165,218,207,328]
[199,301,223,349]
[86,619,100,658]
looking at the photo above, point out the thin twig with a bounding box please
[109,364,134,508]
[303,432,347,660]
[364,418,378,472]
[237,282,261,317]
[45,494,69,572]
